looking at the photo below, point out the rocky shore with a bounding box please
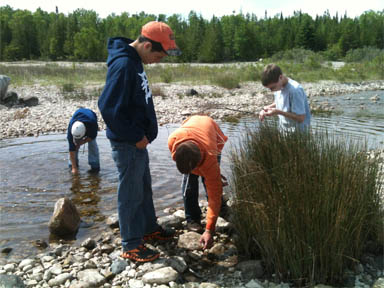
[0,80,384,140]
[1,80,384,288]
[1,202,383,288]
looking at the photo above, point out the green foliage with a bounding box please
[230,122,383,286]
[344,46,384,62]
[321,43,343,61]
[61,82,75,92]
[0,6,383,62]
[211,72,240,89]
[159,67,174,83]
[271,48,322,63]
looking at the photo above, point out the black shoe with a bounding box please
[121,244,159,262]
[143,226,175,241]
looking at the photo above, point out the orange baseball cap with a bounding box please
[141,21,181,56]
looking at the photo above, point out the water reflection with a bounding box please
[70,174,102,219]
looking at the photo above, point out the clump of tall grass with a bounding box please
[229,122,383,286]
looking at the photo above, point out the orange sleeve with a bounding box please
[213,121,228,152]
[200,158,222,232]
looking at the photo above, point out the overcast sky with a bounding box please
[2,0,383,19]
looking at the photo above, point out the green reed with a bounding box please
[229,122,383,286]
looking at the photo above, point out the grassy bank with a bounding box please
[1,48,383,89]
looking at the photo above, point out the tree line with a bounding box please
[0,6,383,62]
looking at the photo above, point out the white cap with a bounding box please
[71,121,86,143]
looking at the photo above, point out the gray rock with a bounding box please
[111,258,128,274]
[186,88,198,96]
[157,214,183,229]
[178,232,202,250]
[18,96,38,107]
[237,260,264,280]
[77,269,105,287]
[0,75,11,101]
[48,197,81,237]
[142,266,178,284]
[372,278,384,288]
[81,238,96,250]
[166,256,188,273]
[47,273,72,286]
[106,213,119,228]
[0,274,25,288]
[3,91,18,106]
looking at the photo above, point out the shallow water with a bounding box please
[0,90,383,260]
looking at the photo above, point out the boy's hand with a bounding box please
[136,136,149,149]
[200,230,213,250]
[259,110,266,121]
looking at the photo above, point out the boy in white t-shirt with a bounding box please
[259,64,311,131]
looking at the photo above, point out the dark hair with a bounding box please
[261,64,283,86]
[138,36,165,53]
[174,141,201,174]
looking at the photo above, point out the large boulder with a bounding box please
[18,96,39,107]
[0,75,11,102]
[49,197,81,237]
[2,91,18,107]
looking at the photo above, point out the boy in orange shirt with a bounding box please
[168,115,228,249]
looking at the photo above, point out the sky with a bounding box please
[2,0,383,20]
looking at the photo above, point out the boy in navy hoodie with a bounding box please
[98,21,181,262]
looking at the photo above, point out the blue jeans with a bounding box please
[110,140,158,251]
[68,139,100,169]
[181,155,222,223]
[181,173,206,223]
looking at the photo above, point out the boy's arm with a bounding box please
[270,109,305,123]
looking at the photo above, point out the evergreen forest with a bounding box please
[0,6,383,63]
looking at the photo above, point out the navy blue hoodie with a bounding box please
[98,37,158,144]
[67,108,98,151]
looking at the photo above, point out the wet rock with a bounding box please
[370,95,380,101]
[81,237,97,250]
[48,197,81,237]
[32,239,48,249]
[0,274,25,288]
[106,213,119,228]
[1,247,12,254]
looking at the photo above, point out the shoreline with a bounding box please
[1,80,383,287]
[1,80,384,140]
